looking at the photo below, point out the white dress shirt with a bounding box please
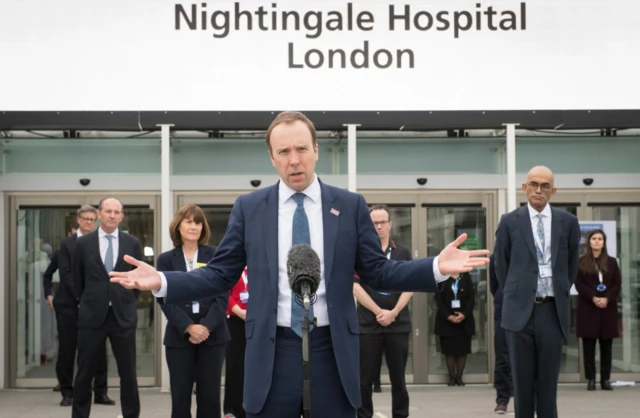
[527,203,554,296]
[99,227,119,266]
[154,176,450,315]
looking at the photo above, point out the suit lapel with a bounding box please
[518,206,538,261]
[320,181,339,289]
[173,247,187,271]
[262,184,280,296]
[91,231,109,275]
[550,208,564,265]
[113,231,125,271]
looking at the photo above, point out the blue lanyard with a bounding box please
[452,279,460,300]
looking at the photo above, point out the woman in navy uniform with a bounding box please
[575,229,621,391]
[434,272,476,386]
[158,204,230,418]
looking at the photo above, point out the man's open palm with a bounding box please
[438,233,490,275]
[109,255,162,291]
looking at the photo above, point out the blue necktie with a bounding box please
[535,214,548,297]
[104,235,114,272]
[291,193,314,337]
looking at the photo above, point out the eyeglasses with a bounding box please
[79,216,97,222]
[372,220,390,227]
[526,181,553,191]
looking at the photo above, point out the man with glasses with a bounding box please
[55,206,113,407]
[494,166,580,418]
[354,205,413,418]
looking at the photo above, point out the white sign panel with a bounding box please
[1,0,639,111]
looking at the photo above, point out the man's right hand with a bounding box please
[109,255,162,291]
[46,295,54,311]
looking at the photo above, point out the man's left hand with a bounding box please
[438,233,490,275]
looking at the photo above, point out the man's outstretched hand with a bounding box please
[438,233,490,275]
[109,255,162,291]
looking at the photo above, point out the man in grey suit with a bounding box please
[494,166,580,418]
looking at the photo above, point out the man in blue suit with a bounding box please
[111,112,490,418]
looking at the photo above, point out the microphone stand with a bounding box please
[300,296,316,418]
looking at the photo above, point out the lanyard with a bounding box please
[452,279,460,300]
[184,248,199,272]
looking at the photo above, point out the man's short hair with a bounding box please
[265,111,317,154]
[98,197,123,211]
[77,205,97,217]
[369,204,391,219]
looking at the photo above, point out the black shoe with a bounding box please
[60,397,73,407]
[94,395,116,405]
[587,379,596,391]
[601,380,613,391]
[455,377,465,386]
[447,377,456,386]
[53,383,61,392]
[373,383,382,393]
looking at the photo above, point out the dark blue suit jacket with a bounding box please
[157,245,229,347]
[162,180,442,413]
[489,254,503,321]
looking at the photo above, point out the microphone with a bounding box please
[287,244,322,312]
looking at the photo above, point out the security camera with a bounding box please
[583,178,594,186]
[416,178,427,186]
[79,178,91,186]
[250,179,261,188]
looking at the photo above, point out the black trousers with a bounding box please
[505,301,563,418]
[166,342,226,418]
[493,319,512,405]
[582,338,613,381]
[358,333,409,418]
[73,309,139,418]
[224,316,247,418]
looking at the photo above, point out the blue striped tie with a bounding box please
[291,193,314,337]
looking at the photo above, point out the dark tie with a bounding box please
[104,235,114,272]
[291,192,314,337]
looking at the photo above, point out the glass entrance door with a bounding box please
[8,194,159,388]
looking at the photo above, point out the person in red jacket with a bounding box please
[223,268,248,418]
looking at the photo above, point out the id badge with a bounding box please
[539,263,552,278]
[378,292,391,296]
[240,291,249,304]
[451,300,461,309]
[597,284,607,292]
[192,301,200,314]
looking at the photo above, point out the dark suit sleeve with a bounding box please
[435,281,452,317]
[164,199,247,304]
[72,238,85,300]
[567,216,581,286]
[355,195,440,293]
[158,252,194,334]
[199,293,229,331]
[489,254,498,296]
[494,216,511,290]
[58,239,77,301]
[606,257,622,301]
[42,251,59,298]
[574,266,596,302]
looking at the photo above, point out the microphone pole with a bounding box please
[299,281,315,418]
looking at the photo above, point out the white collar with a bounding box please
[278,174,321,205]
[527,203,551,219]
[76,230,83,237]
[99,227,119,238]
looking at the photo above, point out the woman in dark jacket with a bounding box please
[575,229,621,391]
[434,272,476,386]
[158,204,230,418]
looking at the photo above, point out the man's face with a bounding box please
[269,120,318,192]
[522,169,556,211]
[76,212,97,235]
[97,198,124,233]
[370,209,392,242]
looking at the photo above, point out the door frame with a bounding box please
[6,192,161,388]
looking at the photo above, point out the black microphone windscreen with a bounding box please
[287,244,321,293]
